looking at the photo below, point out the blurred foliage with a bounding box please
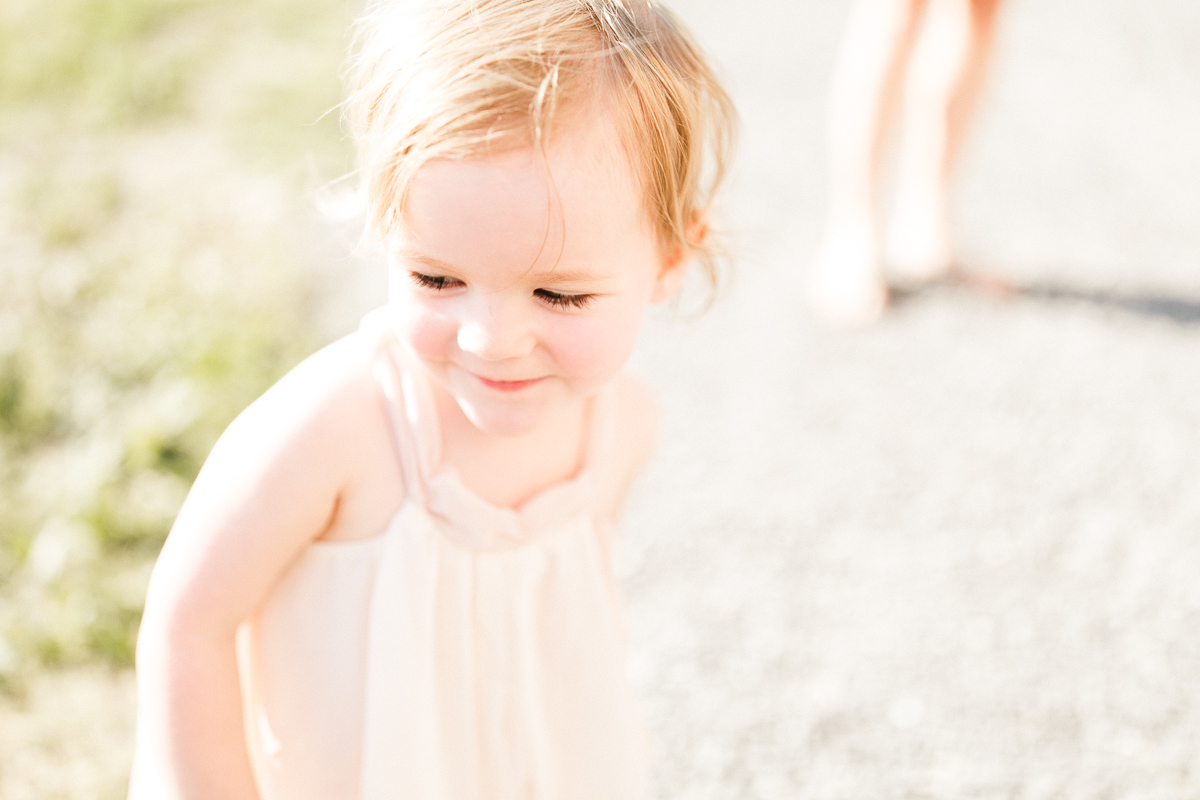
[0,0,356,692]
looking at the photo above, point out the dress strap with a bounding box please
[371,336,428,508]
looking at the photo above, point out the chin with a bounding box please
[457,399,548,438]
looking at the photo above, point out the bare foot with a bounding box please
[807,230,888,326]
[883,203,953,284]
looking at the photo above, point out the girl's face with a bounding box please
[388,114,687,437]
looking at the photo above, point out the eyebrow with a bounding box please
[398,252,457,272]
[397,251,606,285]
[528,269,606,285]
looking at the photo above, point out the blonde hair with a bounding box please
[346,0,737,287]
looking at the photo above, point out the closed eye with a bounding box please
[410,272,463,291]
[535,289,594,309]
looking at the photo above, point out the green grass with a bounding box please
[0,0,356,689]
[0,0,203,126]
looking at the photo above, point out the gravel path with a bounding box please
[4,1,1199,797]
[623,0,1200,796]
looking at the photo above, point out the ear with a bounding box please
[649,244,690,304]
[650,214,708,304]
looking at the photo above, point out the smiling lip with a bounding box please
[475,375,545,392]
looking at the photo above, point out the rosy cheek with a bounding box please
[393,298,456,363]
[546,305,643,383]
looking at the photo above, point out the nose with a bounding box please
[456,296,536,361]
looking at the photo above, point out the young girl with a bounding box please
[128,1,735,798]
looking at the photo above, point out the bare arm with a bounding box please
[132,334,389,798]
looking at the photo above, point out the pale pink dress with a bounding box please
[232,322,651,799]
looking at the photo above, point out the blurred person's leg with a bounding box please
[885,0,1003,281]
[810,0,927,325]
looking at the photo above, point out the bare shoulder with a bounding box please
[607,372,660,464]
[205,327,403,542]
[144,330,398,634]
[229,330,381,447]
[595,373,661,524]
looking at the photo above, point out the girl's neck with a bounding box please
[432,386,591,510]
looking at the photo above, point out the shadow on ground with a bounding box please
[890,268,1200,326]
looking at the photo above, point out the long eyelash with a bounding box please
[536,289,594,309]
[410,272,453,290]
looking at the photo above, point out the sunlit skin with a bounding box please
[131,107,690,798]
[388,112,689,504]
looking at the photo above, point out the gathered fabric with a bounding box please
[235,315,651,800]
